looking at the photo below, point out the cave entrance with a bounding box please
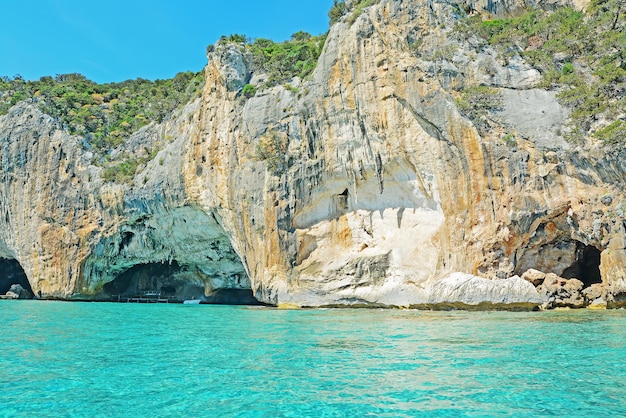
[101,260,260,305]
[561,242,602,287]
[102,261,198,300]
[0,258,33,296]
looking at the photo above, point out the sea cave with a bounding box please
[101,260,259,304]
[562,241,602,287]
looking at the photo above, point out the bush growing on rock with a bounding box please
[593,120,626,145]
[241,84,257,99]
[454,86,503,132]
[216,31,326,89]
[454,0,626,144]
[220,34,248,44]
[255,131,288,175]
[328,0,381,26]
[247,33,327,87]
[328,0,347,25]
[348,0,381,24]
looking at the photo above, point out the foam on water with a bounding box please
[1,301,625,416]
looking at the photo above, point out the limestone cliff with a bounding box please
[0,101,250,302]
[1,0,624,308]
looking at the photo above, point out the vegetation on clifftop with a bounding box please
[328,0,381,25]
[0,71,204,184]
[217,0,381,94]
[218,31,327,90]
[0,72,204,152]
[455,0,625,144]
[248,31,327,87]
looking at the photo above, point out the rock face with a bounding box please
[427,273,543,310]
[0,0,624,308]
[0,101,249,302]
[536,274,586,309]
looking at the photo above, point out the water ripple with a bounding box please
[1,302,625,416]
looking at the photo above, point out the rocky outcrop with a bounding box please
[520,268,626,309]
[536,274,586,308]
[0,0,624,308]
[4,284,33,299]
[427,273,543,310]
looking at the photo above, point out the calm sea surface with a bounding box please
[1,301,625,417]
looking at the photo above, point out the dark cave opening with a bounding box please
[338,188,349,209]
[204,288,261,305]
[102,261,260,304]
[103,261,183,297]
[119,231,135,253]
[561,242,602,287]
[0,258,33,296]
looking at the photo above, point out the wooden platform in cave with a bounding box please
[115,290,172,303]
[117,297,171,303]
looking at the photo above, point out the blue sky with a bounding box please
[1,0,334,83]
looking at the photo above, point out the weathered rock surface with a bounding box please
[427,273,544,309]
[522,269,546,287]
[0,101,249,302]
[536,274,585,309]
[0,0,624,308]
[5,284,32,300]
[582,283,605,304]
[520,268,626,309]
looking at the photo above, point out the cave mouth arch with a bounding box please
[561,242,602,287]
[0,258,33,296]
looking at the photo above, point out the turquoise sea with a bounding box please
[1,302,625,417]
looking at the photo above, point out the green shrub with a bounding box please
[101,157,140,184]
[100,148,161,184]
[247,32,327,87]
[327,0,380,26]
[502,133,517,147]
[348,0,380,25]
[593,120,626,145]
[241,84,257,98]
[328,0,347,25]
[561,62,574,75]
[256,131,288,175]
[283,83,298,94]
[455,85,503,130]
[427,45,458,62]
[220,34,248,44]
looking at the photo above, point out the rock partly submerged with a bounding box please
[272,272,544,310]
[427,273,544,310]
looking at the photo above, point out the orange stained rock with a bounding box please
[331,215,353,249]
